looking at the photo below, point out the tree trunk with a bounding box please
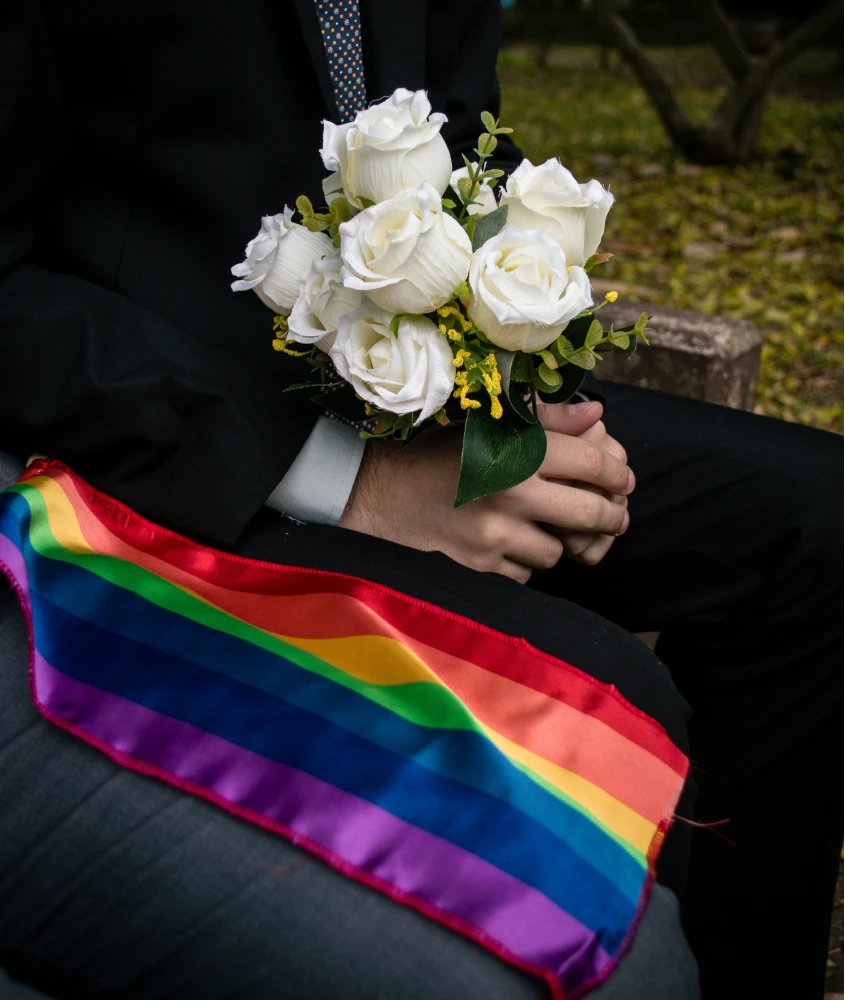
[591,0,841,166]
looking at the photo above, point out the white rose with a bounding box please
[231,208,334,314]
[287,255,364,351]
[339,183,472,315]
[467,225,593,352]
[450,165,498,217]
[499,158,614,266]
[330,307,454,423]
[320,88,452,209]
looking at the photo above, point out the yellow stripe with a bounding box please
[28,475,657,853]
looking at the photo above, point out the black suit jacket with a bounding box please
[0,0,521,545]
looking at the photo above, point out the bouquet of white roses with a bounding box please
[232,88,648,506]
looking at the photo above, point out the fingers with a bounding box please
[537,400,604,437]
[562,532,616,566]
[580,420,628,466]
[558,490,627,566]
[541,431,634,497]
[515,479,630,535]
[504,524,564,572]
[499,559,533,584]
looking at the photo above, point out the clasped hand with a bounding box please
[340,400,633,583]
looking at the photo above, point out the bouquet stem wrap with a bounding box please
[0,460,687,999]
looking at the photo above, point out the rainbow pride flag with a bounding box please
[0,460,687,999]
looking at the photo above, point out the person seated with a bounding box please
[0,1,840,998]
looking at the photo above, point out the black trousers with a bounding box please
[535,377,844,999]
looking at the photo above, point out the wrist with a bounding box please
[339,437,400,530]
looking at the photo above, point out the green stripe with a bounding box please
[12,480,647,864]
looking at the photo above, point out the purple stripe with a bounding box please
[0,528,611,988]
[0,530,29,599]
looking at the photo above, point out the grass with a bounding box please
[498,46,843,432]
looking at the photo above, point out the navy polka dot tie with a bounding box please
[314,0,368,123]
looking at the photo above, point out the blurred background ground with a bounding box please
[498,44,843,432]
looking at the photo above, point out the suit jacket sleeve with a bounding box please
[0,1,305,547]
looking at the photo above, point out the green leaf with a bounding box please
[301,215,331,232]
[508,384,538,424]
[510,351,534,384]
[329,199,352,225]
[492,127,514,135]
[453,280,470,302]
[282,380,329,393]
[494,352,536,425]
[296,195,314,218]
[585,320,604,349]
[584,252,614,272]
[616,336,639,359]
[556,334,575,357]
[493,349,515,396]
[389,314,405,337]
[456,177,474,204]
[536,348,559,369]
[633,312,651,343]
[481,168,505,180]
[477,133,498,157]
[480,110,497,133]
[471,204,509,252]
[565,349,597,371]
[359,198,375,209]
[442,198,457,209]
[454,400,546,507]
[561,314,594,350]
[537,363,562,389]
[537,363,587,404]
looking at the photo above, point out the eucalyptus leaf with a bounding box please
[455,401,546,507]
[585,320,604,349]
[471,205,509,252]
[537,363,587,403]
[477,133,497,157]
[537,363,563,389]
[561,314,594,350]
[480,110,497,132]
[566,349,598,371]
[456,177,474,203]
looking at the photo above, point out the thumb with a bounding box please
[537,399,604,436]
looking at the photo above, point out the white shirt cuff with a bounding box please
[264,416,366,525]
